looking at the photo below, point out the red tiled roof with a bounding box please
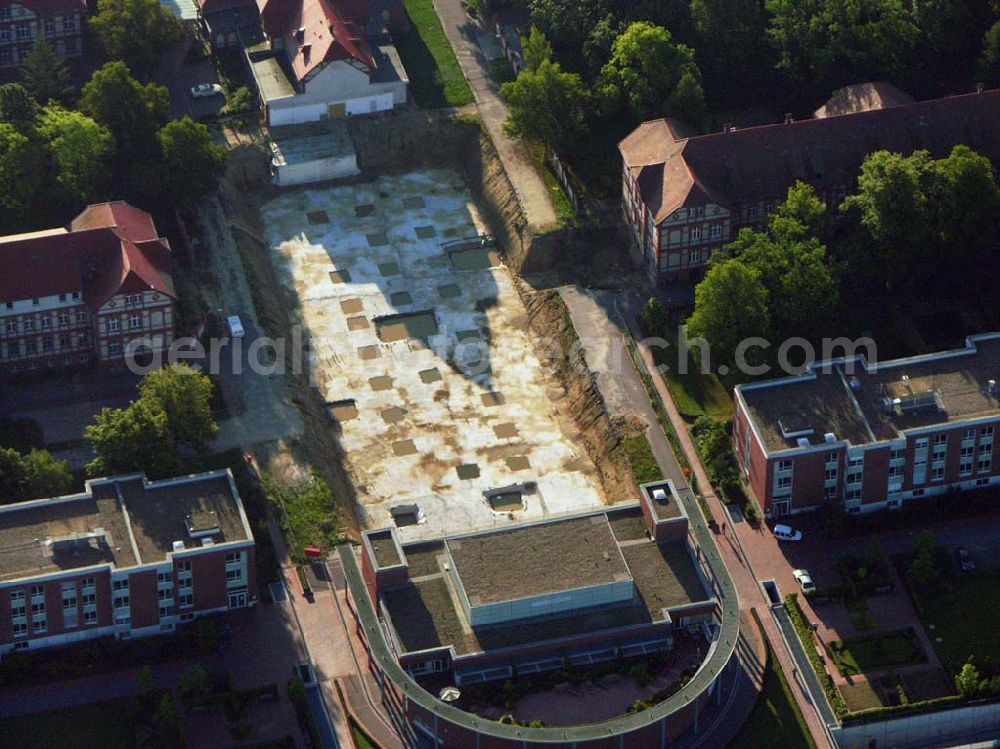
[257,0,374,83]
[621,89,1000,225]
[814,82,914,119]
[0,203,175,311]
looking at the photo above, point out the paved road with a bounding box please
[430,0,559,232]
[580,287,836,749]
[200,195,304,451]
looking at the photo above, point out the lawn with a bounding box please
[527,141,575,222]
[912,573,1000,673]
[264,472,341,561]
[395,0,473,107]
[829,629,925,676]
[0,697,137,748]
[729,641,816,749]
[352,721,379,749]
[648,324,732,422]
[616,434,663,485]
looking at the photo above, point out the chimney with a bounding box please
[784,113,793,124]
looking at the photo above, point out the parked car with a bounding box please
[227,315,245,338]
[773,524,803,542]
[793,568,816,594]
[190,83,223,98]
[955,546,975,572]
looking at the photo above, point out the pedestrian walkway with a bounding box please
[430,0,559,232]
[614,296,835,749]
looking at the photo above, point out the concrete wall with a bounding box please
[465,580,636,627]
[268,61,405,126]
[834,699,1000,749]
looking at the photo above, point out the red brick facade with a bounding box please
[0,0,85,72]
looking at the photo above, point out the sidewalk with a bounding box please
[619,300,835,749]
[430,0,559,232]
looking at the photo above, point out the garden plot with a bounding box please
[261,170,606,539]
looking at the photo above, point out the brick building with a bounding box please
[619,87,1000,283]
[0,202,176,376]
[734,334,1000,518]
[0,470,257,654]
[0,0,85,72]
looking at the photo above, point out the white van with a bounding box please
[773,524,803,542]
[227,315,246,338]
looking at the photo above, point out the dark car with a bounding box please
[955,546,975,572]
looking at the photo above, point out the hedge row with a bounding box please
[784,593,848,718]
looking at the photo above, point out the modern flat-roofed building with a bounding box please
[734,334,1000,518]
[357,486,715,687]
[0,470,256,653]
[0,202,176,376]
[619,88,1000,283]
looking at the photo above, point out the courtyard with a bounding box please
[260,170,606,538]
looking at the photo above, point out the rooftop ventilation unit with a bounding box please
[779,416,814,441]
[172,540,185,552]
[797,437,811,448]
[185,510,220,539]
[891,390,941,417]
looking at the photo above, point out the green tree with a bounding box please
[91,0,184,75]
[934,144,1000,253]
[907,530,939,587]
[156,117,227,207]
[0,446,72,504]
[765,0,920,91]
[980,21,1000,86]
[86,365,219,476]
[151,692,183,748]
[20,449,73,498]
[599,21,704,124]
[690,0,770,95]
[527,0,612,69]
[522,25,554,72]
[842,150,936,246]
[0,447,28,500]
[0,83,39,128]
[955,660,983,696]
[80,62,168,165]
[138,364,220,450]
[38,106,114,202]
[0,122,47,229]
[86,398,178,477]
[19,40,73,105]
[686,259,771,368]
[180,664,210,701]
[500,59,588,151]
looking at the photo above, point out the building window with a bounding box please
[108,318,120,332]
[12,621,27,637]
[57,312,68,327]
[978,456,992,473]
[825,467,838,481]
[689,248,700,264]
[63,16,75,32]
[108,342,122,356]
[225,552,241,563]
[747,205,758,219]
[226,568,243,582]
[846,489,861,501]
[179,592,194,608]
[17,25,32,41]
[177,560,192,572]
[24,318,34,332]
[690,226,701,241]
[9,589,25,618]
[84,609,98,625]
[157,571,172,584]
[129,314,141,329]
[44,19,55,36]
[775,475,792,490]
[76,310,87,324]
[5,321,15,335]
[710,224,722,239]
[931,466,945,481]
[113,579,129,591]
[824,485,838,499]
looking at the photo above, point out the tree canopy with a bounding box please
[599,21,704,124]
[500,59,588,151]
[686,259,771,369]
[156,117,228,208]
[90,0,184,75]
[86,365,219,477]
[20,41,73,105]
[38,106,114,202]
[0,447,73,504]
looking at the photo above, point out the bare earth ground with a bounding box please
[259,169,609,539]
